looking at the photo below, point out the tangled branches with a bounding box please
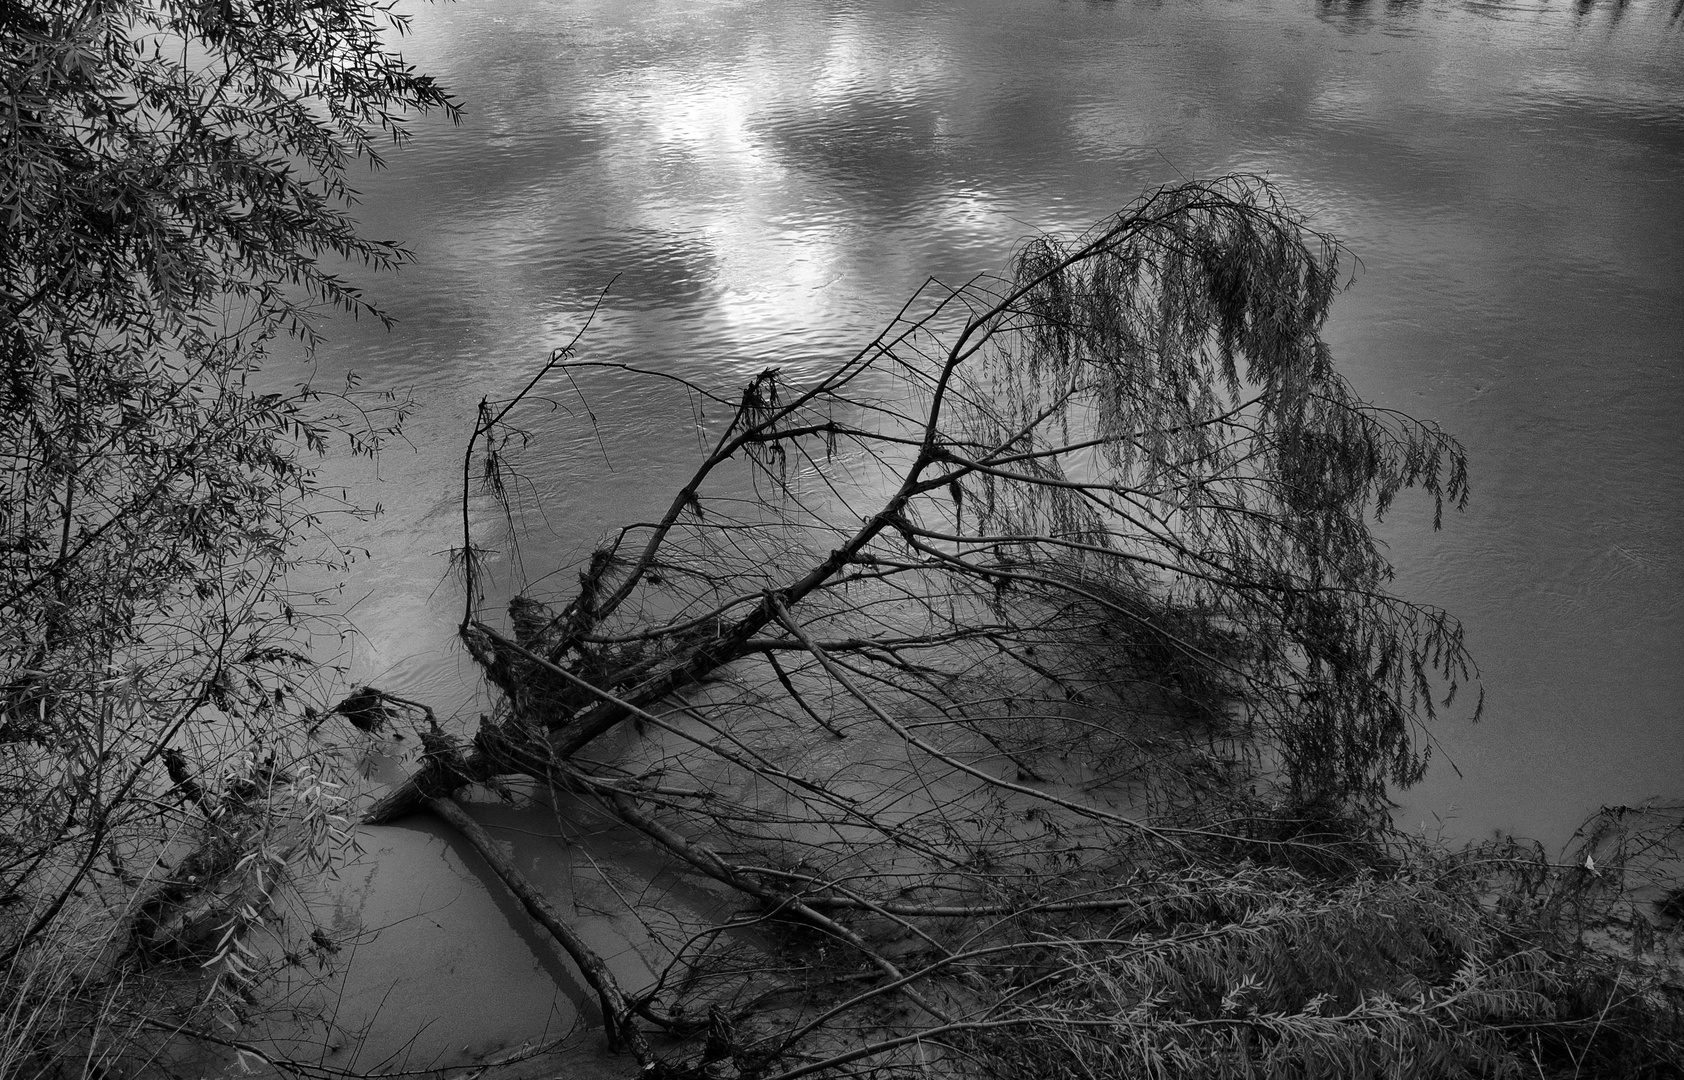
[369,178,1680,1079]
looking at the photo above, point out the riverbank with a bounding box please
[254,709,1684,1080]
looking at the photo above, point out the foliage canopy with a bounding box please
[1,0,452,1072]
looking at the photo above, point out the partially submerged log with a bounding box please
[362,613,757,824]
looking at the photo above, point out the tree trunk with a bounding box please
[422,795,655,1066]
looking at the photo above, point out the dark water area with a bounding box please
[305,0,1683,852]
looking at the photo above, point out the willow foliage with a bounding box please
[1,0,452,1073]
[934,179,1478,809]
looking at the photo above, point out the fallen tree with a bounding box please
[362,178,1684,1079]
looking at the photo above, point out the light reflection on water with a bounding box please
[306,0,1682,854]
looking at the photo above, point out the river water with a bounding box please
[287,0,1682,1066]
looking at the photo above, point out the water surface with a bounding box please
[296,0,1683,1057]
[276,0,1684,1064]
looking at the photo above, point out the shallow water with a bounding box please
[285,0,1684,1066]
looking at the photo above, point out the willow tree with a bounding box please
[1,1,453,1074]
[352,178,1679,1080]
